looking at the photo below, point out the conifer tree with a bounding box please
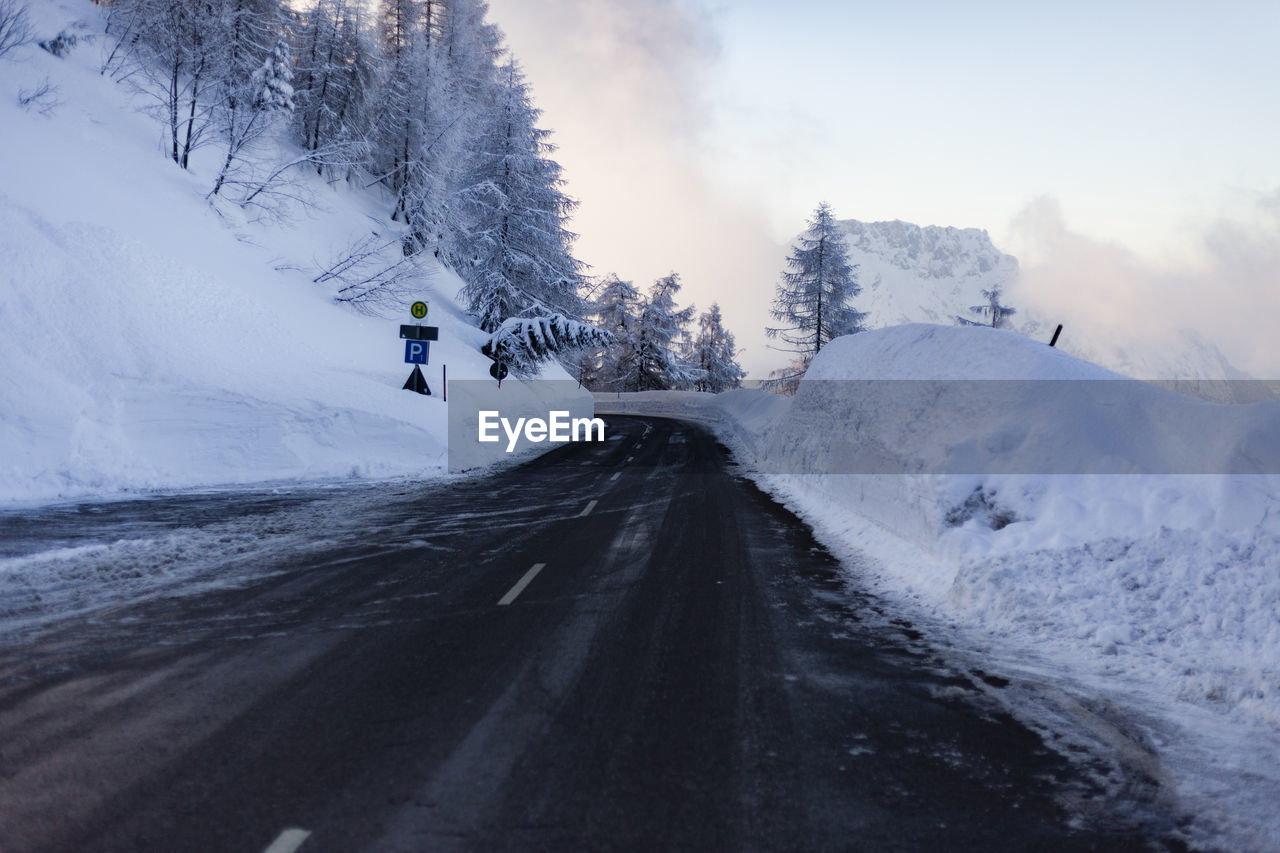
[959,283,1016,328]
[767,201,865,360]
[127,0,230,169]
[579,274,642,390]
[692,303,746,393]
[292,0,376,173]
[446,58,583,332]
[633,273,698,391]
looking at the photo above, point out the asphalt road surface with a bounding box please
[0,415,1186,851]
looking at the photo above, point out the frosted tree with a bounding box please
[122,0,230,169]
[633,273,698,391]
[215,0,277,127]
[960,283,1017,328]
[579,274,642,390]
[446,58,584,332]
[0,0,32,60]
[767,201,865,361]
[253,37,295,111]
[400,0,504,257]
[368,0,457,225]
[691,303,746,393]
[291,0,377,174]
[365,0,422,219]
[109,0,300,185]
[210,32,296,198]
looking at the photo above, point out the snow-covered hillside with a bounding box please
[0,1,587,504]
[841,218,1247,381]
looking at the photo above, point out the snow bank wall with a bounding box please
[757,325,1280,553]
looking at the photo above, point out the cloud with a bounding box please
[486,0,785,377]
[1006,193,1280,377]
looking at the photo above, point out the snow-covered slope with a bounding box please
[841,218,1248,381]
[0,1,586,504]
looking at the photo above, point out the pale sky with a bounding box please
[487,0,1280,377]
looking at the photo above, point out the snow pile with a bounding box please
[754,327,1280,710]
[738,327,1280,718]
[0,1,587,503]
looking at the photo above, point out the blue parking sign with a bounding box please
[404,339,430,364]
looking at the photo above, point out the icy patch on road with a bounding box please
[0,485,429,643]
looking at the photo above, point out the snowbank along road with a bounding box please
[0,416,1188,851]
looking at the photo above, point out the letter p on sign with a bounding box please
[405,340,430,364]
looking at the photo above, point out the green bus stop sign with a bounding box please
[410,301,428,319]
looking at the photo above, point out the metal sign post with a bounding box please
[400,302,439,396]
[489,360,508,389]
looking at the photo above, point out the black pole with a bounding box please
[1048,324,1063,347]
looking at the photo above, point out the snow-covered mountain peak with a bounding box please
[841,219,1017,281]
[834,216,1247,381]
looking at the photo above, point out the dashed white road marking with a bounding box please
[498,563,546,606]
[579,499,598,517]
[610,472,621,481]
[625,456,634,463]
[263,828,311,853]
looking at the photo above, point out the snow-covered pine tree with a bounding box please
[579,273,642,390]
[959,283,1016,328]
[767,201,866,361]
[215,0,277,128]
[692,303,746,393]
[368,0,428,221]
[445,57,584,333]
[400,0,504,258]
[210,28,295,197]
[633,273,698,391]
[252,37,294,112]
[291,0,377,174]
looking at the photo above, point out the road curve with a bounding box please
[0,415,1184,851]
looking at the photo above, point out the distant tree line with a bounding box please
[577,272,745,393]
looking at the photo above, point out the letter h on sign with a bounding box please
[404,340,430,364]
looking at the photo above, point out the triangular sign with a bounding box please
[403,365,431,395]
